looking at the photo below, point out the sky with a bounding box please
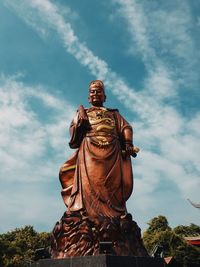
[0,0,200,234]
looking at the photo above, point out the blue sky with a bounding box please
[0,0,200,233]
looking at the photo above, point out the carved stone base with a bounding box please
[50,211,148,258]
[30,255,164,267]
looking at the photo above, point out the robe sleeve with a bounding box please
[114,111,134,200]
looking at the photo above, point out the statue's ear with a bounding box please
[104,94,107,102]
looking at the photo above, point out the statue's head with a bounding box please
[88,80,106,107]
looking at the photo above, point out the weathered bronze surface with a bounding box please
[50,80,147,258]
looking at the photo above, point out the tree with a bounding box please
[145,215,171,234]
[143,216,200,267]
[143,215,172,253]
[0,226,51,267]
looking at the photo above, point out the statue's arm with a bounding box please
[114,111,134,156]
[69,105,89,149]
[122,126,134,156]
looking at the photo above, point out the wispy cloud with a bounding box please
[113,0,178,100]
[4,0,108,78]
[0,74,75,180]
[114,0,199,90]
[0,74,75,231]
[3,0,151,118]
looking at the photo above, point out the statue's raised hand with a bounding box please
[77,105,89,130]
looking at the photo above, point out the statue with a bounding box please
[50,80,148,258]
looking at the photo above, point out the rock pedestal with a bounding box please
[50,212,148,258]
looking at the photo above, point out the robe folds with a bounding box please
[59,107,133,223]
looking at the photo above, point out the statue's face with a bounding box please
[88,87,106,106]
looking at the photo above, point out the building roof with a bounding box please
[185,236,200,246]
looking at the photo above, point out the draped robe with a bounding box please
[59,107,133,223]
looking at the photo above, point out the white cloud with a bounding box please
[113,0,177,99]
[4,0,108,78]
[114,0,154,59]
[0,74,75,231]
[3,0,146,115]
[144,65,177,99]
[0,182,64,232]
[0,75,75,180]
[114,0,199,90]
[131,107,200,229]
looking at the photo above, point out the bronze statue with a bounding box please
[51,80,147,258]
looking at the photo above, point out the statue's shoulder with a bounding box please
[107,108,121,118]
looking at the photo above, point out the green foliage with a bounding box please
[0,226,51,267]
[143,215,200,267]
[146,215,171,234]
